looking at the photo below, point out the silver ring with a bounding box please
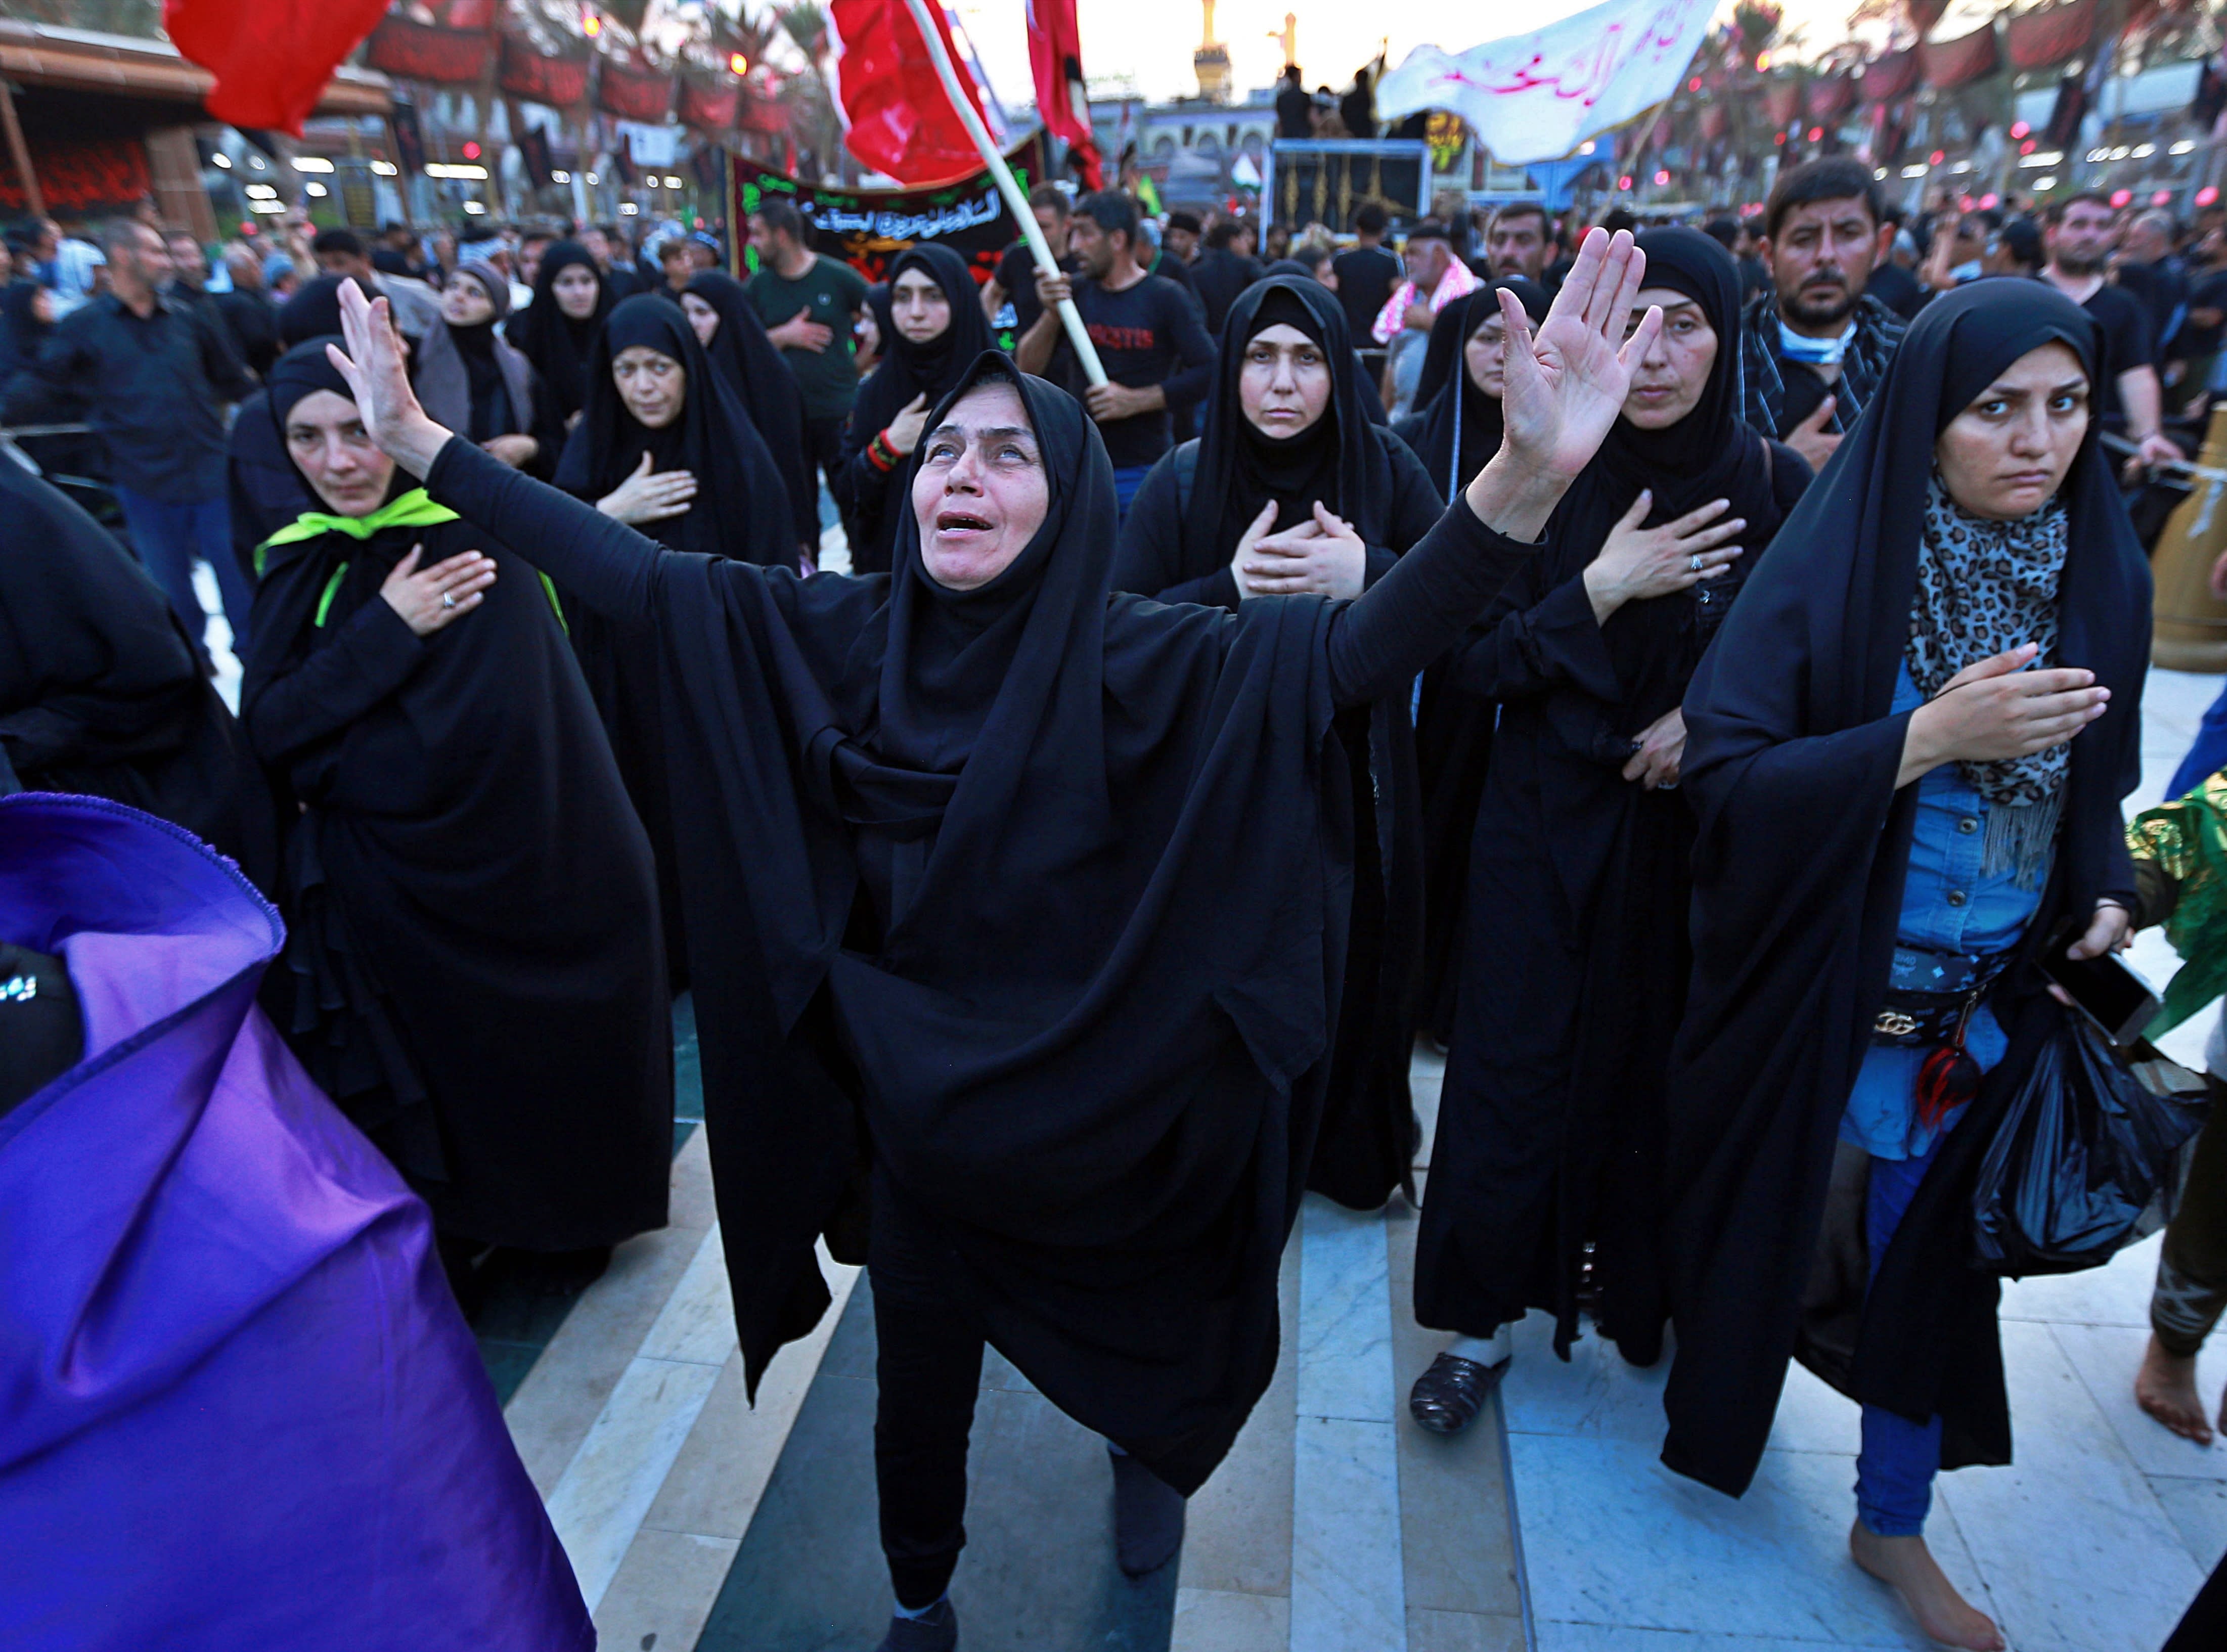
[1688,554,1703,573]
[440,590,456,610]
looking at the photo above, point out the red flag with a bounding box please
[1026,0,1100,188]
[164,0,392,138]
[830,0,994,186]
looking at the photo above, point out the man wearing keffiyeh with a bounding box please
[1736,157,1908,472]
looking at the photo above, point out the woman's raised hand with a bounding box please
[1582,490,1744,622]
[328,282,453,477]
[1498,228,1659,485]
[380,544,496,636]
[598,451,698,524]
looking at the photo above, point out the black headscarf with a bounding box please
[1182,276,1397,569]
[444,265,512,444]
[1662,280,2152,1498]
[1402,278,1550,502]
[683,270,819,549]
[278,275,372,349]
[847,244,995,449]
[553,294,790,566]
[508,240,611,423]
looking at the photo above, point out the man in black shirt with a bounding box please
[3,219,258,655]
[2043,190,2179,474]
[160,228,264,378]
[1333,203,1402,374]
[2115,208,2188,356]
[1188,219,1265,336]
[1275,66,1313,140]
[983,182,1075,335]
[1341,67,1376,140]
[213,242,283,377]
[1163,211,1201,266]
[1014,191,1214,515]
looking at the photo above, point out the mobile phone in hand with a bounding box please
[2043,918,2160,1050]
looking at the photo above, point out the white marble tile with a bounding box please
[636,1222,736,1367]
[1291,1414,1407,1652]
[1535,1624,1916,1650]
[2052,1319,2227,1483]
[1998,1232,2159,1328]
[1932,1319,2205,1652]
[1298,1194,1396,1424]
[1506,1431,1937,1647]
[1764,1358,1864,1458]
[544,1354,724,1610]
[1499,1308,1673,1447]
[1171,1585,1293,1652]
[2152,1475,2227,1571]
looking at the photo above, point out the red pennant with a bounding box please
[830,0,993,186]
[164,0,392,138]
[1026,0,1100,188]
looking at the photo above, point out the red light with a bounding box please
[2020,138,2036,155]
[1929,150,1945,165]
[1979,193,1998,209]
[729,51,749,74]
[1653,168,1670,186]
[1774,131,1786,145]
[1688,76,1701,92]
[2110,188,2133,208]
[1807,126,1822,142]
[2011,121,2030,139]
[2200,186,2220,207]
[463,141,481,160]
[240,220,256,236]
[1959,196,1974,211]
[2156,190,2176,207]
[1617,174,1633,191]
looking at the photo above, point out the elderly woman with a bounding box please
[321,233,1660,1649]
[1662,282,2150,1652]
[240,337,672,1306]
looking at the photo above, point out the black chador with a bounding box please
[1111,275,1442,1211]
[554,295,794,989]
[1414,230,1811,1372]
[410,348,1539,1499]
[833,245,995,576]
[686,269,822,557]
[240,339,671,1254]
[1661,282,2151,1498]
[0,459,273,890]
[509,239,614,426]
[1396,278,1550,1046]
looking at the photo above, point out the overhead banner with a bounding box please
[732,136,1046,285]
[1374,0,1717,168]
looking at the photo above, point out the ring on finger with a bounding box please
[440,590,457,610]
[1688,553,1703,573]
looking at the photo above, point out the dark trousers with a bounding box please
[2153,1073,2227,1359]
[115,487,254,656]
[870,1172,985,1610]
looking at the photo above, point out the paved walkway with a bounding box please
[483,667,2227,1650]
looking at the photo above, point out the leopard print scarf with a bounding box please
[1904,475,2072,886]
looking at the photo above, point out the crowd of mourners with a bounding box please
[10,154,2227,1651]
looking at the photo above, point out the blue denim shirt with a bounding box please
[1840,664,2050,1159]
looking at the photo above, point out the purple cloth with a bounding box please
[0,793,592,1651]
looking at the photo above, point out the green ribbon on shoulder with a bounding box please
[255,488,460,577]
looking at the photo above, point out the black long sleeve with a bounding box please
[427,435,672,624]
[1325,495,1539,707]
[242,591,424,762]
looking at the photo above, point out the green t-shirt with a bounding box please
[745,254,872,421]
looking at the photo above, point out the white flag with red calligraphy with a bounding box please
[1375,0,1716,168]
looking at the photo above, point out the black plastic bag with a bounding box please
[1971,1014,2208,1276]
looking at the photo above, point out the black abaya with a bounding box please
[240,340,670,1252]
[509,240,612,425]
[1661,281,2151,1497]
[1414,229,1812,1362]
[1111,276,1442,1211]
[833,246,996,576]
[0,459,274,891]
[554,296,795,990]
[684,270,820,553]
[415,352,1542,1493]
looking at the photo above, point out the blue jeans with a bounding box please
[114,488,254,656]
[1111,464,1151,519]
[2169,675,2227,800]
[1856,1133,1949,1537]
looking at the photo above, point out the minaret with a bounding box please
[1194,0,1231,101]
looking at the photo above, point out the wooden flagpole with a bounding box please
[896,0,1105,384]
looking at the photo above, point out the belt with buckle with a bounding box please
[1870,945,2011,1048]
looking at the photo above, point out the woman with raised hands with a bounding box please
[322,230,1660,1650]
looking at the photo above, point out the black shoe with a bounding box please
[1109,1448,1186,1577]
[874,1597,957,1651]
[1408,1351,1508,1436]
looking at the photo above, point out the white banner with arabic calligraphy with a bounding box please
[1375,0,1717,168]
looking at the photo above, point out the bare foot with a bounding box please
[1850,1522,2005,1651]
[2136,1334,2215,1445]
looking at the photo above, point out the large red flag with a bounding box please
[1026,0,1100,188]
[164,0,392,137]
[829,0,994,186]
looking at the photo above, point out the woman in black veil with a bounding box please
[682,268,821,561]
[323,232,1659,1648]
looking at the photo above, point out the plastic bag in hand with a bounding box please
[1971,1014,2208,1276]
